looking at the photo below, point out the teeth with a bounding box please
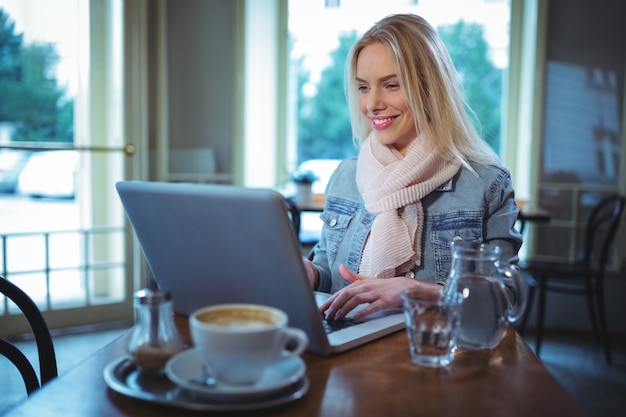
[373,117,392,125]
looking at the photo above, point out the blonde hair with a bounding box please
[345,13,501,168]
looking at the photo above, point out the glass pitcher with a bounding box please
[442,240,527,350]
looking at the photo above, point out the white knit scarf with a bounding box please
[356,134,460,278]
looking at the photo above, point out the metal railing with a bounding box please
[1,226,125,314]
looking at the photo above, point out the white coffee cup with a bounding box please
[189,303,308,386]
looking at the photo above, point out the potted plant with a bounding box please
[290,170,319,205]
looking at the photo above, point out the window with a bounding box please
[533,0,625,265]
[0,0,129,332]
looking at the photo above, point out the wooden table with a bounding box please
[4,316,584,417]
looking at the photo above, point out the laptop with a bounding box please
[116,180,405,356]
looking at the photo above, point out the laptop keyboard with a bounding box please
[321,314,363,334]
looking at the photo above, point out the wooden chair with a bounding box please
[518,194,625,363]
[0,276,58,394]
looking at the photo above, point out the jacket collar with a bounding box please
[435,178,454,192]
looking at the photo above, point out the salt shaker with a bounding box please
[128,288,184,373]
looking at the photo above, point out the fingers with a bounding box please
[318,264,361,314]
[319,265,363,320]
[321,283,370,321]
[318,292,336,313]
[322,275,431,321]
[339,264,360,283]
[323,292,356,321]
[318,290,345,319]
[351,300,383,320]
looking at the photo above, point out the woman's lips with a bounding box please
[371,116,396,130]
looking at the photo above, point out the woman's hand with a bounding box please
[320,264,442,320]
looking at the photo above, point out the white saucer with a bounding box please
[164,348,306,400]
[103,356,310,411]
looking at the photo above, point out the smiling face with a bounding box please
[356,42,417,155]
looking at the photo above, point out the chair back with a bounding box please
[0,276,58,394]
[285,197,301,238]
[582,195,625,270]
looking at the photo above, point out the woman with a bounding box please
[303,14,522,321]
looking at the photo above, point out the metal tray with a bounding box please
[103,356,310,412]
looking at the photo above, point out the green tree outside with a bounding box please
[296,31,359,163]
[438,20,502,154]
[0,8,73,144]
[295,20,502,162]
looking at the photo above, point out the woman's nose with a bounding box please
[367,89,385,113]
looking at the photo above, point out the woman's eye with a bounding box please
[386,83,400,90]
[358,85,369,92]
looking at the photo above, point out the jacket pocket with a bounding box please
[320,198,358,265]
[430,212,483,281]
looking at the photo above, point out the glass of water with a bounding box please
[401,289,461,367]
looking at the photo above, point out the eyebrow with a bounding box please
[355,74,398,84]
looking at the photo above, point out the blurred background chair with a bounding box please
[518,194,625,364]
[285,197,302,240]
[0,276,58,394]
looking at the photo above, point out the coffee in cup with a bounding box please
[189,304,308,386]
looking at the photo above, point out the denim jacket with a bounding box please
[311,158,522,293]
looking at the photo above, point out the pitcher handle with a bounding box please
[500,264,528,323]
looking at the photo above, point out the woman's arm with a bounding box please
[482,170,523,264]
